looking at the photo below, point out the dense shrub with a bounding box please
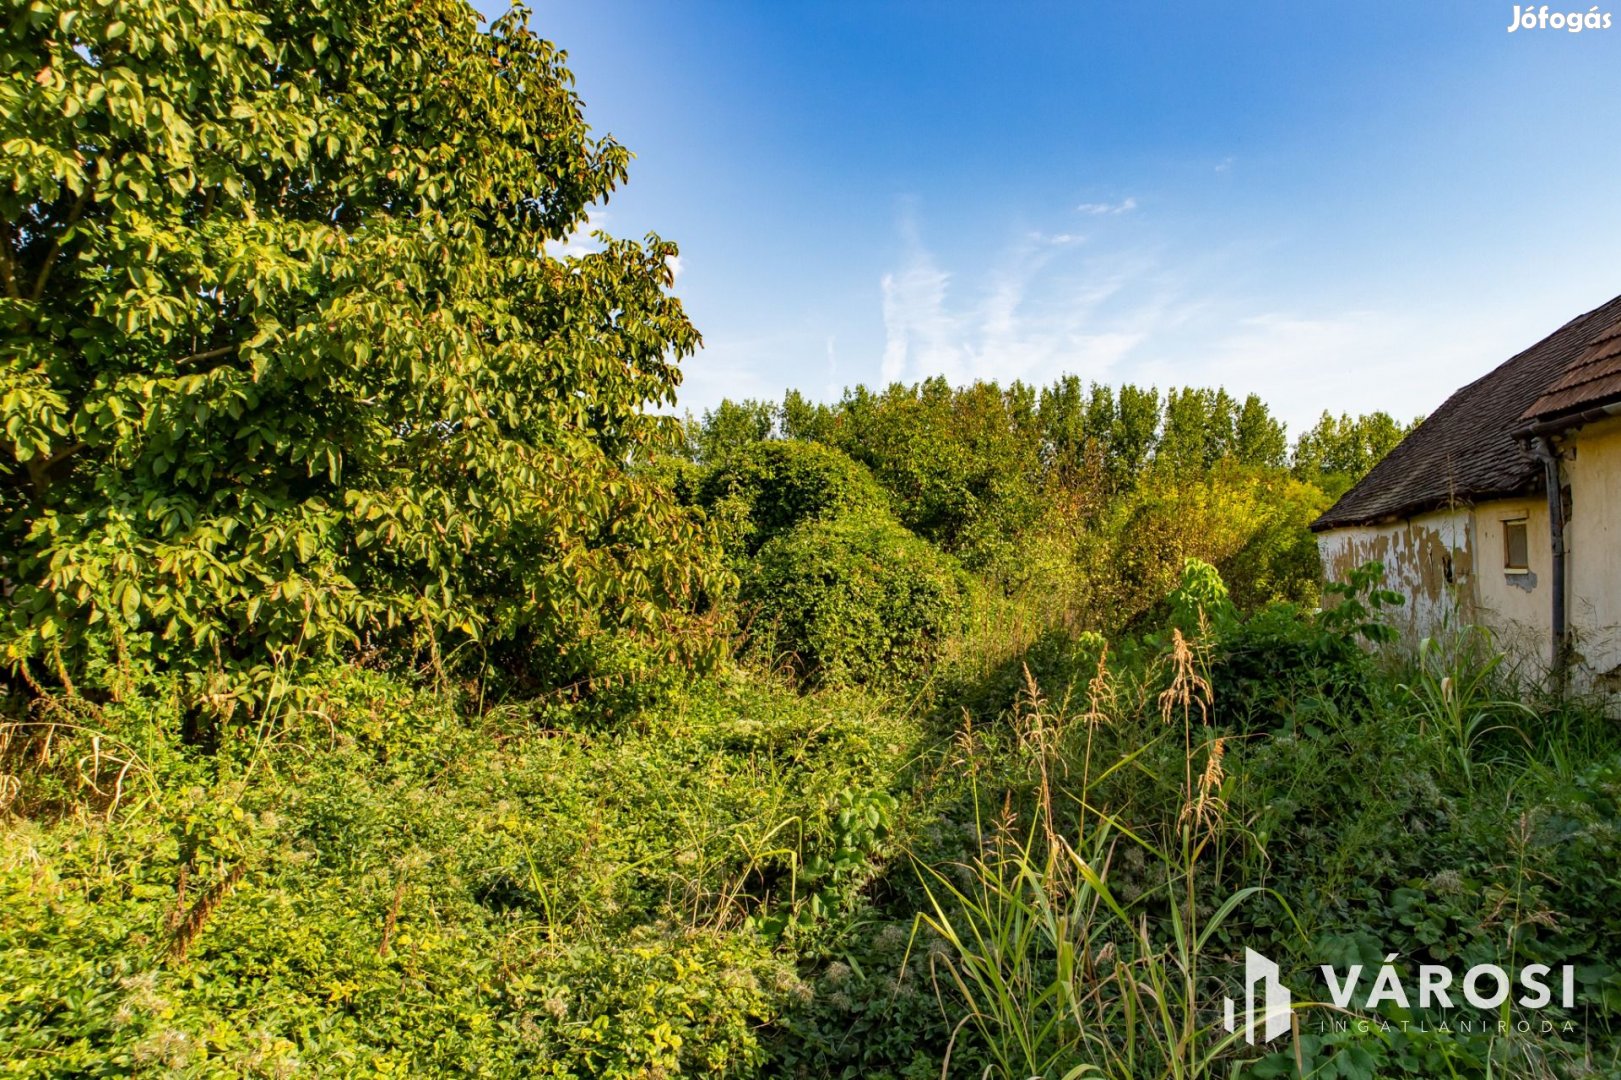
[821,379,1046,568]
[0,665,927,1078]
[697,439,889,557]
[8,551,1621,1079]
[688,378,1400,582]
[743,511,967,686]
[1208,601,1380,733]
[1082,467,1330,631]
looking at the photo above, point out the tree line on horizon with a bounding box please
[687,375,1418,498]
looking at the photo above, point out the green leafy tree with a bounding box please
[1292,410,1417,494]
[1157,387,1213,477]
[819,378,1044,567]
[2,0,719,713]
[1037,374,1088,475]
[688,398,776,463]
[1110,383,1161,487]
[1233,392,1288,468]
[1157,387,1247,477]
[696,439,886,557]
[779,389,835,444]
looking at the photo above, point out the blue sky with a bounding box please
[509,1,1621,434]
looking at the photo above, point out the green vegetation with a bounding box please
[2,0,721,719]
[744,508,967,687]
[3,4,1617,1079]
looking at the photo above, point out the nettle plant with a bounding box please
[1,0,723,716]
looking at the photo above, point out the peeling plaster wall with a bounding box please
[1566,415,1621,690]
[1316,508,1478,648]
[1317,499,1558,668]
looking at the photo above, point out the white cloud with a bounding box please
[876,212,1162,390]
[1186,309,1516,433]
[879,216,966,384]
[680,197,1588,438]
[1076,196,1138,215]
[556,209,609,258]
[867,206,1507,435]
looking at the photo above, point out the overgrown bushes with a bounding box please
[6,552,1621,1079]
[697,439,890,557]
[0,666,923,1078]
[743,510,967,686]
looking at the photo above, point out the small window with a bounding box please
[1503,518,1529,572]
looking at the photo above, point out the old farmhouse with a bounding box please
[1313,293,1621,690]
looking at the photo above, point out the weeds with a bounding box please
[918,634,1298,1080]
[1401,627,1536,787]
[6,565,1618,1079]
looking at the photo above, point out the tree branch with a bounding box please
[21,440,88,504]
[176,343,239,367]
[40,441,86,471]
[28,186,92,304]
[0,216,17,300]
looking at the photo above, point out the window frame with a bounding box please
[1502,516,1530,574]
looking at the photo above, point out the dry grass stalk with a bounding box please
[1015,665,1065,852]
[950,708,980,776]
[379,879,409,957]
[1180,736,1227,834]
[1157,628,1211,729]
[1080,644,1113,729]
[1158,627,1215,836]
[169,860,246,963]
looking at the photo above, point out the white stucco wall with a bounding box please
[1565,414,1621,690]
[1469,496,1551,666]
[1316,499,1555,668]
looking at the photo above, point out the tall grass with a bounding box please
[1399,626,1535,788]
[917,633,1297,1080]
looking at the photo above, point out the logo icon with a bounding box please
[1223,948,1292,1044]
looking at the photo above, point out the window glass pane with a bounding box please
[1504,520,1528,570]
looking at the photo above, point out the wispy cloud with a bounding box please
[1076,196,1138,215]
[868,204,1516,434]
[1029,230,1085,246]
[1186,310,1512,432]
[877,209,1161,389]
[879,224,963,384]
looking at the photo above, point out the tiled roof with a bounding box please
[1312,292,1621,531]
[1522,316,1621,422]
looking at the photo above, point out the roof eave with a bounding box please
[1513,393,1621,441]
[1309,483,1545,533]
